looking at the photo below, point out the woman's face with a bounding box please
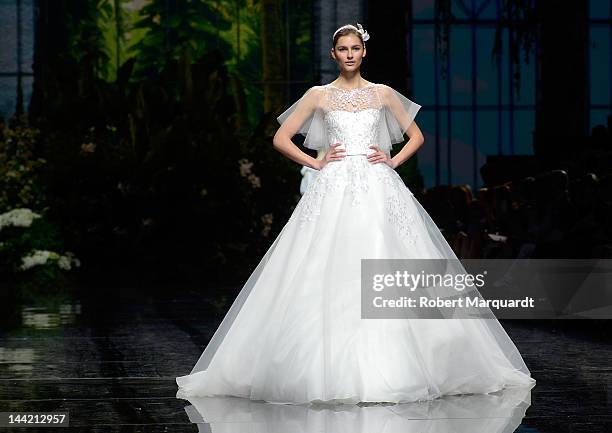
[331,34,365,71]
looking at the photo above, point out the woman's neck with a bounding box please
[333,73,366,90]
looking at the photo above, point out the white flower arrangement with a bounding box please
[0,208,41,231]
[0,208,81,273]
[19,250,81,271]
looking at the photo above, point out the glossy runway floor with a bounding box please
[0,286,610,432]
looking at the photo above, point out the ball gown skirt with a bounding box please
[176,154,536,405]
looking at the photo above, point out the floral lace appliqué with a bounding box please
[325,85,381,112]
[296,157,370,228]
[385,194,418,245]
[295,159,420,247]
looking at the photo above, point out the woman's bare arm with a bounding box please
[273,87,323,170]
[383,86,425,169]
[390,120,424,169]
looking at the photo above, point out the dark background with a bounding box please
[0,2,611,431]
[0,0,610,308]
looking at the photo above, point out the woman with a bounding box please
[176,22,536,405]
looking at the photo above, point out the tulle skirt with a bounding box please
[176,155,535,404]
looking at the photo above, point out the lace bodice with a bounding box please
[324,85,382,156]
[276,82,422,156]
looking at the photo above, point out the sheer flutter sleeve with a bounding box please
[376,84,422,155]
[276,86,328,152]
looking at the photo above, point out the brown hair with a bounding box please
[332,24,366,49]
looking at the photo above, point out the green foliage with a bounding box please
[99,0,267,129]
[65,0,113,78]
[0,117,75,293]
[0,117,47,214]
[31,37,294,284]
[22,0,313,286]
[132,0,232,77]
[99,0,130,82]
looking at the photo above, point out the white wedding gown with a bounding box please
[176,83,536,405]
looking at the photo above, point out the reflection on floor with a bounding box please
[183,385,533,433]
[0,287,610,432]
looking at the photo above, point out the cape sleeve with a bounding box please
[376,84,422,155]
[276,86,328,152]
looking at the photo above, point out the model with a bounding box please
[176,22,536,405]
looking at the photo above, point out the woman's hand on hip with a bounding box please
[367,145,396,169]
[317,142,346,170]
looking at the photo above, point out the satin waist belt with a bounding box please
[336,148,375,156]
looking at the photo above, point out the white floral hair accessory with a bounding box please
[332,22,370,42]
